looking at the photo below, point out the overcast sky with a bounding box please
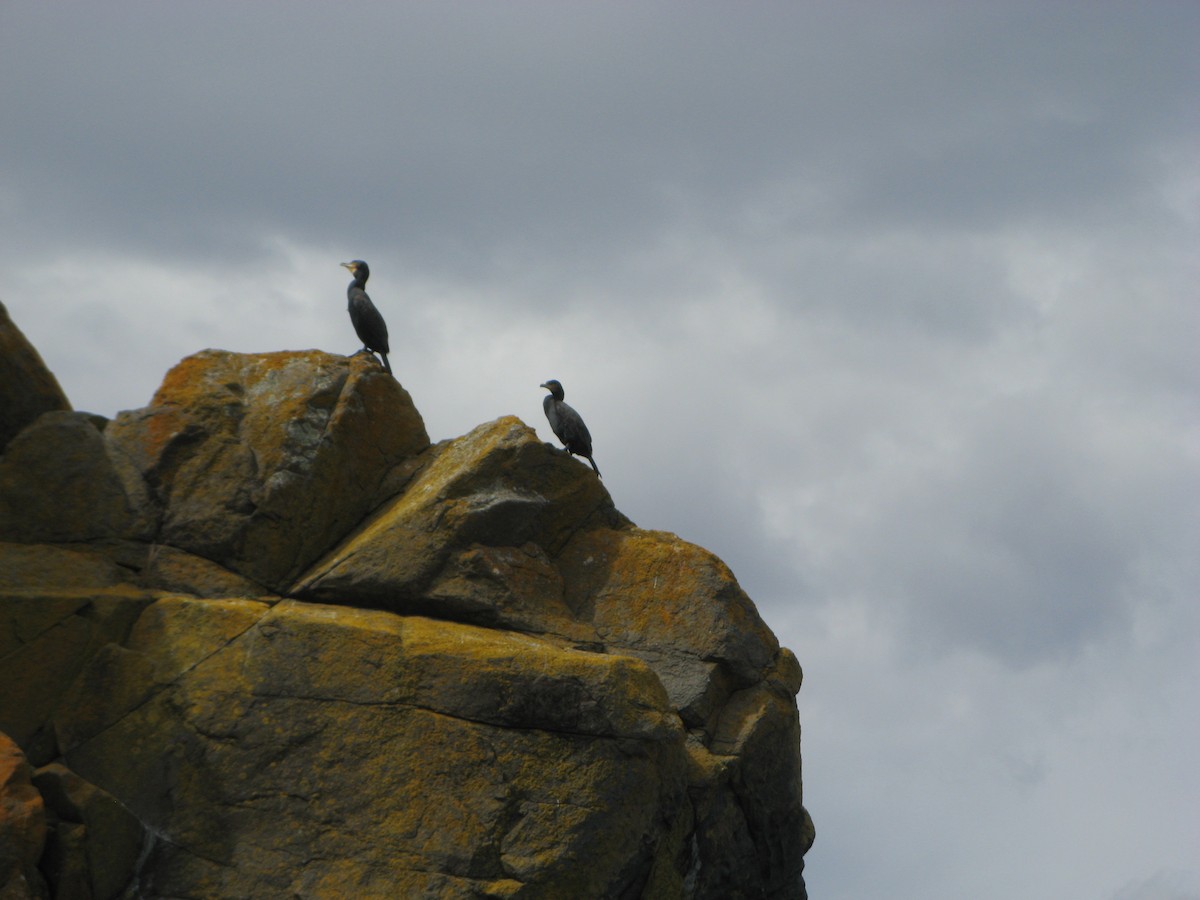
[2,3,1197,898]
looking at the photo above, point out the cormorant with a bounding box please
[540,379,600,476]
[340,260,392,375]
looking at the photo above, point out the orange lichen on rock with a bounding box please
[0,733,47,898]
[104,349,431,590]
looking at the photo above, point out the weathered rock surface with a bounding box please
[293,415,619,643]
[0,411,155,544]
[32,762,144,900]
[0,733,48,899]
[0,309,812,898]
[104,349,430,592]
[0,301,70,455]
[56,599,689,897]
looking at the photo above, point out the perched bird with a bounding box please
[540,379,600,476]
[340,260,392,375]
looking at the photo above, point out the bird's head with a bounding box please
[341,260,369,280]
[540,379,565,400]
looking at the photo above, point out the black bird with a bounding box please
[340,260,392,375]
[540,379,600,476]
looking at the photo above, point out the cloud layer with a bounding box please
[2,3,1197,897]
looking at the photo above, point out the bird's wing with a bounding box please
[558,403,593,453]
[349,292,390,353]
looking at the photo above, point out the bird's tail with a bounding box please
[380,353,393,376]
[587,456,601,477]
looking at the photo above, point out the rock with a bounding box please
[293,416,618,642]
[1,344,813,897]
[104,349,431,591]
[292,413,782,735]
[0,733,48,899]
[35,820,91,900]
[0,542,132,600]
[0,301,70,455]
[559,527,780,733]
[700,675,811,897]
[52,595,271,757]
[0,544,153,765]
[0,539,275,763]
[0,411,156,543]
[57,599,690,897]
[89,540,276,599]
[31,764,143,900]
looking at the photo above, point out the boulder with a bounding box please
[293,416,618,642]
[291,417,781,731]
[0,301,70,455]
[0,411,155,543]
[104,349,430,591]
[559,527,781,733]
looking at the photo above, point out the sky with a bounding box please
[2,3,1197,898]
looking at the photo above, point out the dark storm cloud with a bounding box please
[4,2,1195,279]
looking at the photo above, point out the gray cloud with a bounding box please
[1,2,1197,898]
[6,4,1194,267]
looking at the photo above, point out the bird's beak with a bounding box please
[340,261,354,271]
[539,382,549,390]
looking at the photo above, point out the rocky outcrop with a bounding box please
[0,327,813,898]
